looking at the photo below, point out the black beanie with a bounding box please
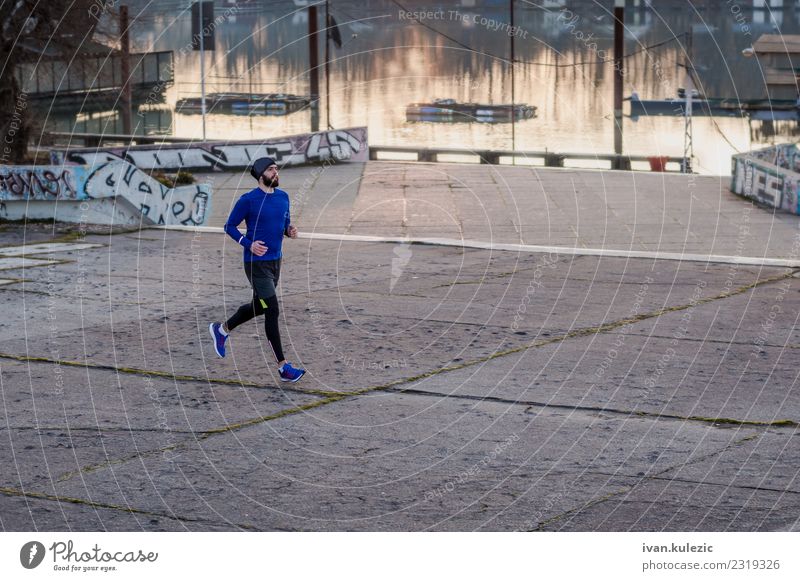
[249,157,277,180]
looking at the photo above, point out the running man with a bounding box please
[209,157,306,382]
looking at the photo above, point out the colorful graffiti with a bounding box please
[51,127,369,172]
[770,143,800,174]
[0,162,211,226]
[0,168,81,200]
[731,144,800,215]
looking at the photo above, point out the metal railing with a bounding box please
[369,145,687,171]
[16,51,174,98]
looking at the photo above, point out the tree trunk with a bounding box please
[0,69,31,164]
[0,0,106,164]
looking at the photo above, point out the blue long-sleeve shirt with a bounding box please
[224,187,291,262]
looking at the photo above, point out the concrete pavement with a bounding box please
[0,161,799,531]
[203,161,800,259]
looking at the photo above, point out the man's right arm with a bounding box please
[224,197,252,248]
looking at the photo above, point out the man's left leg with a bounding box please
[209,261,267,358]
[209,296,265,358]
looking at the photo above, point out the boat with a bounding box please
[229,94,312,116]
[406,98,536,123]
[748,109,800,121]
[30,85,166,113]
[629,89,797,118]
[175,93,312,115]
[629,93,744,117]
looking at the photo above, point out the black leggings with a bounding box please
[225,294,285,363]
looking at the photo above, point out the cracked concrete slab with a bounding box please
[0,492,244,531]
[0,257,61,270]
[619,275,800,348]
[40,392,761,531]
[0,243,105,256]
[0,359,322,493]
[538,478,800,532]
[655,431,800,494]
[3,161,800,532]
[391,333,800,425]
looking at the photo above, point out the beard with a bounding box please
[262,176,279,187]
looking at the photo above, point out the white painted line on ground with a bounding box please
[0,243,104,256]
[0,257,60,270]
[154,226,800,268]
[158,225,223,233]
[0,279,20,286]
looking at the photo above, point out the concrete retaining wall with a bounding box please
[0,161,212,226]
[50,127,369,172]
[731,144,800,214]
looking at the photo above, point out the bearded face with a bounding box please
[261,166,279,187]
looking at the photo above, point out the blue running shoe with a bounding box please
[209,322,228,358]
[279,362,306,383]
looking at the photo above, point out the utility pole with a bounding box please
[325,0,331,129]
[309,5,320,132]
[683,30,694,174]
[120,6,133,136]
[192,2,216,142]
[613,0,624,167]
[510,0,515,160]
[199,3,207,142]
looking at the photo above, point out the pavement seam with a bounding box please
[0,257,73,270]
[14,265,788,406]
[15,270,797,501]
[0,233,86,249]
[55,444,185,483]
[529,433,760,531]
[0,353,339,398]
[431,269,528,288]
[2,286,163,306]
[196,395,346,437]
[4,425,201,434]
[602,473,800,496]
[0,485,257,530]
[604,331,800,351]
[330,269,798,402]
[385,388,798,428]
[53,396,346,484]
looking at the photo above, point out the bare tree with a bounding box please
[0,0,109,163]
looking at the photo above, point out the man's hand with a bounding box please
[250,240,268,256]
[286,225,298,239]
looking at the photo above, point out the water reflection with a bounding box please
[45,107,173,137]
[44,0,800,174]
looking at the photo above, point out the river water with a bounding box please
[56,0,800,175]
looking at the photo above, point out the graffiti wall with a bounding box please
[51,127,369,172]
[0,167,84,200]
[774,143,800,174]
[731,144,800,215]
[0,162,211,226]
